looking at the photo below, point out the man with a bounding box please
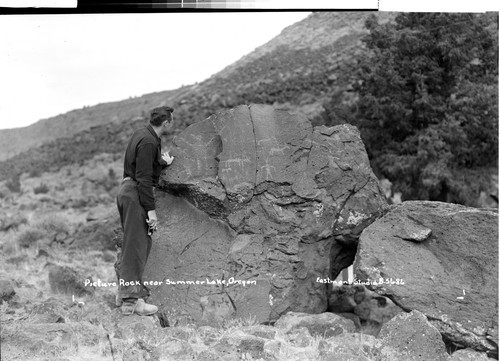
[116,106,175,316]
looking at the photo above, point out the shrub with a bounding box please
[5,175,21,193]
[28,169,41,178]
[108,168,116,179]
[0,214,28,232]
[36,215,71,235]
[17,228,46,248]
[72,198,88,209]
[33,183,50,194]
[16,214,71,248]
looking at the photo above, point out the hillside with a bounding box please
[0,12,393,168]
[0,88,187,162]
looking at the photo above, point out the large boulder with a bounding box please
[143,104,388,325]
[354,201,498,356]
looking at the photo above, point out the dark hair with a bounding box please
[150,106,174,126]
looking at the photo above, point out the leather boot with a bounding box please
[122,298,158,316]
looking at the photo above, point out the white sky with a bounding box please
[0,12,311,130]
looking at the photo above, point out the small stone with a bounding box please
[54,232,68,243]
[37,246,51,258]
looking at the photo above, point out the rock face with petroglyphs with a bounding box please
[354,201,499,357]
[143,104,388,325]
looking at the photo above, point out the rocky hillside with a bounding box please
[0,12,395,179]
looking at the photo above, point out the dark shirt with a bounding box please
[123,124,167,211]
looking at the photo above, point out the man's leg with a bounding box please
[116,181,156,315]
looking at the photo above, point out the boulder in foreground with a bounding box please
[355,201,498,356]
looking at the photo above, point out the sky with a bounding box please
[0,12,311,130]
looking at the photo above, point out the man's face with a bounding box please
[161,116,173,135]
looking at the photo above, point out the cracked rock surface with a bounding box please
[355,201,499,357]
[144,104,388,325]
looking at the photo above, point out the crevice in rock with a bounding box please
[331,187,356,231]
[354,178,370,193]
[376,292,412,313]
[166,184,228,220]
[180,229,211,256]
[216,174,229,199]
[306,152,313,172]
[211,131,228,197]
[247,105,259,197]
[225,290,238,315]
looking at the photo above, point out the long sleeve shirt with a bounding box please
[123,124,167,211]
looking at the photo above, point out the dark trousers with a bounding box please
[116,179,152,300]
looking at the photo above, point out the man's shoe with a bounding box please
[121,299,158,316]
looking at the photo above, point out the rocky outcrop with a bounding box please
[143,104,388,325]
[355,201,498,357]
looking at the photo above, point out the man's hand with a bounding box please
[147,210,157,236]
[162,151,174,165]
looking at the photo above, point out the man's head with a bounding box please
[150,106,174,135]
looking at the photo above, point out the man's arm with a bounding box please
[135,143,156,213]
